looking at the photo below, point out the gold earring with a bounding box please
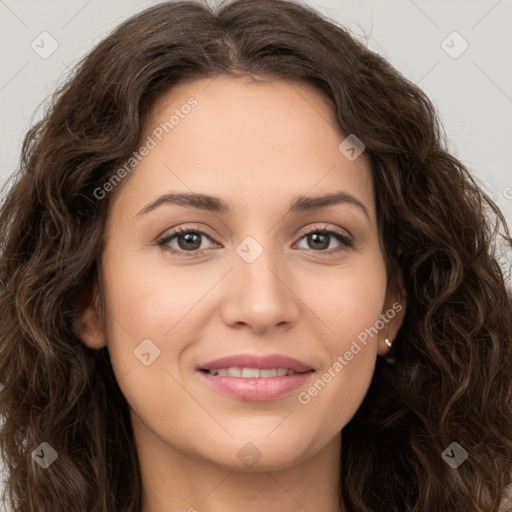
[384,338,393,348]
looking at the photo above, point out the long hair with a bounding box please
[1,1,511,510]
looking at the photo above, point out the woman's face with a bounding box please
[80,76,405,472]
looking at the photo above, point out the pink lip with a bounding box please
[197,353,315,401]
[198,372,314,401]
[198,353,314,373]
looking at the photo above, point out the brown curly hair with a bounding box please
[1,0,511,510]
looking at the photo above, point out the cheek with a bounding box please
[297,254,387,419]
[102,245,209,338]
[99,250,204,431]
[305,251,387,351]
[98,247,188,386]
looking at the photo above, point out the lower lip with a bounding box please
[198,371,315,401]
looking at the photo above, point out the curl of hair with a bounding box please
[1,1,511,510]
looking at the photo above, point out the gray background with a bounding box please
[1,0,511,506]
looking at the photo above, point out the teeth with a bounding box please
[241,367,260,378]
[260,369,278,377]
[227,367,242,377]
[206,367,298,378]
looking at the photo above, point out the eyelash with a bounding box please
[157,225,354,258]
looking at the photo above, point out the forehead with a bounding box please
[110,76,375,223]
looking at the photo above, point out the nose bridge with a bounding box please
[222,232,298,332]
[236,234,286,304]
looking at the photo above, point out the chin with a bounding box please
[200,437,316,473]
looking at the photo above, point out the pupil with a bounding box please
[309,233,329,250]
[179,232,201,250]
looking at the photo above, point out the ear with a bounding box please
[377,269,407,356]
[72,283,107,350]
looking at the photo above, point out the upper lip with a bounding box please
[198,353,314,373]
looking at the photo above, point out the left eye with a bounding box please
[158,227,215,254]
[157,226,353,256]
[296,229,353,253]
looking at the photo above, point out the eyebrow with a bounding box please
[136,190,370,222]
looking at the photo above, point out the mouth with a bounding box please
[198,353,314,373]
[197,353,315,401]
[200,367,310,377]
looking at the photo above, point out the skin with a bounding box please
[78,75,406,512]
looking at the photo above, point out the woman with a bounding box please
[1,0,511,510]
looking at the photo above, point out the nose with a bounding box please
[220,245,300,335]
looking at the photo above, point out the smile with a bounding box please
[203,367,302,377]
